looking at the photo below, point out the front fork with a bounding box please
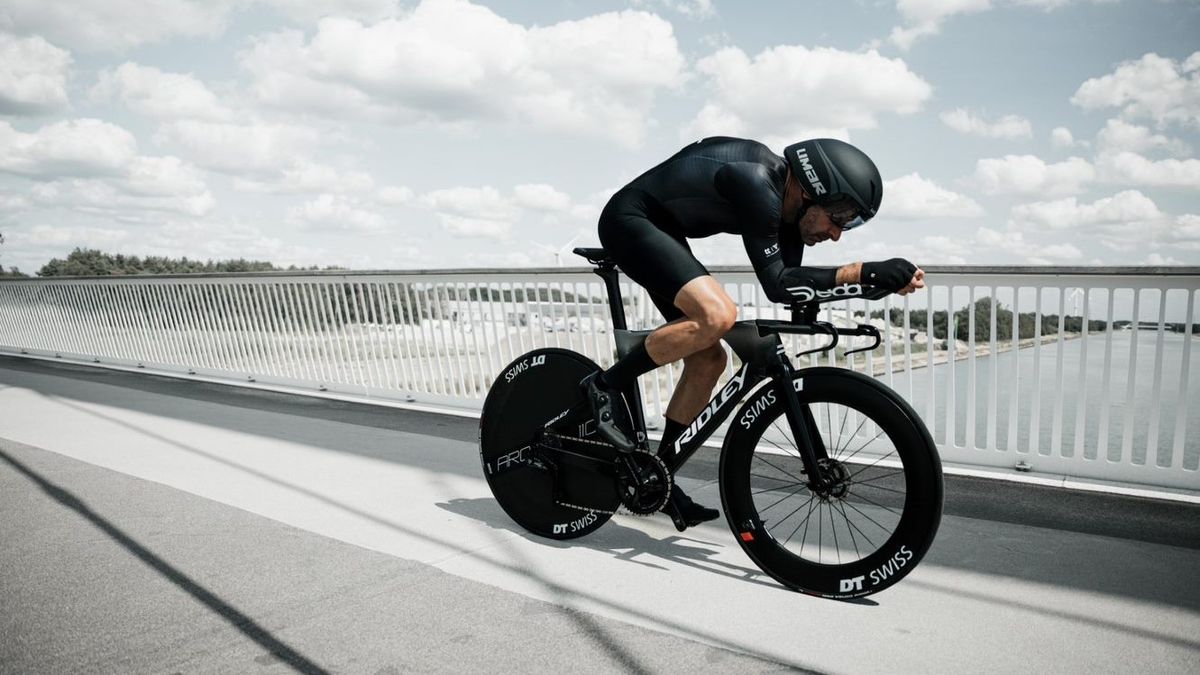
[770,356,832,490]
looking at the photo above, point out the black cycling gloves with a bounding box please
[861,258,918,292]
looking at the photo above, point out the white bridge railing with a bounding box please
[1,266,1197,493]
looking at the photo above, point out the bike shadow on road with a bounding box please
[435,495,878,603]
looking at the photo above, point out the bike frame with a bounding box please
[588,259,883,489]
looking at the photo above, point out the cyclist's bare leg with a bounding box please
[639,276,732,527]
[665,344,727,424]
[645,275,737,423]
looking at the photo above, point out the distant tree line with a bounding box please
[34,248,336,277]
[870,297,1109,341]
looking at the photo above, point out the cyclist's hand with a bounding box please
[897,267,925,296]
[861,258,919,293]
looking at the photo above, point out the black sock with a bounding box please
[657,417,687,463]
[598,342,658,391]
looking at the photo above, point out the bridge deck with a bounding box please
[1,356,1198,673]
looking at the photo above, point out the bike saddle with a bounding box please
[573,247,613,266]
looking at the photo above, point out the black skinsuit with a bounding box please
[598,136,853,319]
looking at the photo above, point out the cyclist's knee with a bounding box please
[694,305,735,343]
[674,277,737,342]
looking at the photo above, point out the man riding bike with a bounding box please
[583,137,925,531]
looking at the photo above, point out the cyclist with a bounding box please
[584,137,925,530]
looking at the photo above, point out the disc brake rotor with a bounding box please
[814,458,851,500]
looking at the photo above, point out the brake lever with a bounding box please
[794,320,840,358]
[843,324,882,356]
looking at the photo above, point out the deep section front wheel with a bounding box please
[479,348,630,539]
[720,367,943,598]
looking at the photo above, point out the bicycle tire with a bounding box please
[720,367,943,598]
[479,348,628,539]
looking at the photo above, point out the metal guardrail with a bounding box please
[1,267,1197,492]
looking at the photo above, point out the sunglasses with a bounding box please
[826,205,870,231]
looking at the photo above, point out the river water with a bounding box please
[876,330,1199,469]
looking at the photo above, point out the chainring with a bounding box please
[615,452,672,515]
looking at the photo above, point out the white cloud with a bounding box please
[630,0,715,18]
[686,46,931,147]
[417,183,586,241]
[126,156,208,197]
[20,153,215,219]
[1095,119,1190,156]
[0,118,215,219]
[1013,0,1114,7]
[888,0,992,50]
[1150,214,1200,254]
[1071,51,1200,128]
[29,177,215,219]
[458,249,536,267]
[261,0,402,24]
[939,108,1032,139]
[883,173,984,218]
[437,215,512,239]
[1050,127,1078,148]
[1096,151,1200,189]
[1143,252,1186,265]
[1008,190,1162,230]
[0,193,31,215]
[0,119,137,178]
[1156,213,1200,253]
[0,0,236,52]
[420,186,518,221]
[139,220,331,266]
[92,62,233,121]
[232,160,375,194]
[830,233,977,265]
[568,203,602,225]
[1089,120,1198,189]
[154,120,320,174]
[972,154,1095,195]
[286,193,386,232]
[911,235,973,264]
[0,32,71,115]
[20,223,130,247]
[237,29,395,121]
[1169,214,1200,241]
[240,1,686,146]
[376,185,414,205]
[976,226,1084,264]
[513,184,571,212]
[887,1,1114,51]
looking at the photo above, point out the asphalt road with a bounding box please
[2,356,1198,674]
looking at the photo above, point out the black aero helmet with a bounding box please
[783,138,882,229]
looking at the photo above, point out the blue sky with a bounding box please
[1,0,1197,273]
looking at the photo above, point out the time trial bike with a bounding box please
[479,247,943,599]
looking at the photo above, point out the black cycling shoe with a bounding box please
[581,372,635,452]
[661,485,720,532]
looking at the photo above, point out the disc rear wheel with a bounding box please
[480,349,632,539]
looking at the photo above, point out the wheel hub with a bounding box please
[812,458,850,500]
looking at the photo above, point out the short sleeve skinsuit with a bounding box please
[597,136,844,321]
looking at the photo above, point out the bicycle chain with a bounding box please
[541,431,672,517]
